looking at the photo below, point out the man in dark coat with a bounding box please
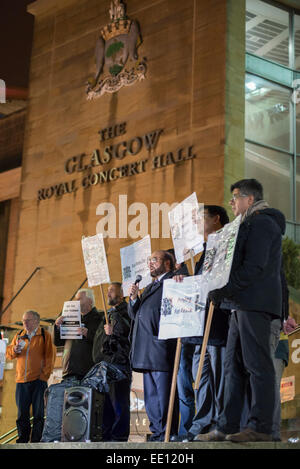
[196,179,284,443]
[54,289,102,380]
[92,282,131,442]
[174,206,230,441]
[128,250,179,441]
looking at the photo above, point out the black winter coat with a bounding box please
[128,271,177,372]
[92,300,131,371]
[223,208,286,316]
[53,307,102,379]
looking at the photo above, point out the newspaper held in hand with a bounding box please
[120,235,152,297]
[158,215,241,340]
[168,192,204,264]
[81,233,110,287]
[60,301,82,340]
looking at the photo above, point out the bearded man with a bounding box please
[128,250,179,441]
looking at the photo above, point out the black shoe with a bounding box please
[16,438,29,443]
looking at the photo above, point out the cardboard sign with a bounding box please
[159,276,209,339]
[60,301,82,340]
[168,192,204,264]
[120,235,152,297]
[81,233,110,287]
[158,216,241,340]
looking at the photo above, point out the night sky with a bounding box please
[0,0,35,89]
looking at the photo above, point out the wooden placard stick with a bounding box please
[99,284,109,325]
[194,301,214,390]
[190,248,195,274]
[165,249,195,442]
[164,337,182,442]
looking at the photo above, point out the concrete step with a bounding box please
[1,441,300,449]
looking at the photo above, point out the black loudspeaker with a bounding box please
[61,386,104,442]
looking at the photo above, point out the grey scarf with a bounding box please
[242,199,269,223]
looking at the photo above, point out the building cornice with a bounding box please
[27,0,80,17]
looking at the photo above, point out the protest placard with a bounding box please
[202,214,241,290]
[120,235,152,297]
[81,233,110,287]
[159,215,241,340]
[158,276,209,339]
[60,301,82,340]
[168,192,204,264]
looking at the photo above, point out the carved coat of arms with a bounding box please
[86,0,146,99]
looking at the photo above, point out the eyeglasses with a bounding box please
[147,256,164,265]
[229,193,248,204]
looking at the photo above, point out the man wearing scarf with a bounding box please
[196,179,285,443]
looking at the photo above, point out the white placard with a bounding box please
[0,340,6,380]
[159,276,209,339]
[168,192,204,264]
[120,235,152,297]
[202,215,241,290]
[158,215,241,340]
[81,233,110,287]
[60,301,82,340]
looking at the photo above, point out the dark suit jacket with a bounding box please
[128,271,177,372]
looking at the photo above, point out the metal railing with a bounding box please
[0,417,34,445]
[0,267,41,320]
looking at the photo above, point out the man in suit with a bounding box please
[128,250,179,441]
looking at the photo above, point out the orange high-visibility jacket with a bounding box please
[6,327,56,383]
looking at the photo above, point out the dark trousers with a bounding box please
[189,344,226,435]
[16,380,47,442]
[102,378,131,441]
[177,343,195,435]
[217,310,280,435]
[143,370,179,440]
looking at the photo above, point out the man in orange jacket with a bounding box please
[6,310,56,443]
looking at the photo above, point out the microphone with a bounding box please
[134,275,142,285]
[130,275,142,299]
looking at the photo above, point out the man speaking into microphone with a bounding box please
[128,250,179,441]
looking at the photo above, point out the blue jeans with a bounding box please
[189,344,226,435]
[16,379,47,442]
[176,343,195,435]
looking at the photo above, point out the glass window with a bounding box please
[295,15,300,71]
[297,100,300,154]
[246,0,290,67]
[245,141,293,220]
[245,74,292,152]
